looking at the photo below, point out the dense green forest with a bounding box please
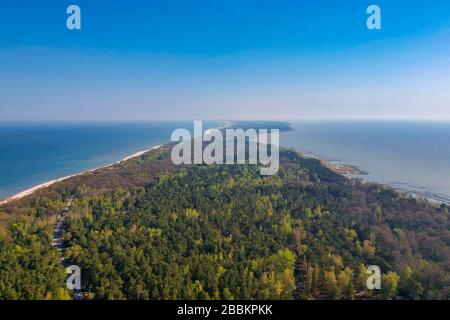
[0,145,448,299]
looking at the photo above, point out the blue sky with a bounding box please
[0,0,449,121]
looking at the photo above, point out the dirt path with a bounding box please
[52,196,84,299]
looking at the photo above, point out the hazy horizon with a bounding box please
[1,1,449,122]
[4,118,450,124]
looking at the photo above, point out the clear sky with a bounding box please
[0,0,449,121]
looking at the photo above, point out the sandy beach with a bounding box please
[0,145,162,206]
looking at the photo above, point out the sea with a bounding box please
[281,121,450,205]
[1,120,449,204]
[0,121,220,200]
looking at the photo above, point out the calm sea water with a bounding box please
[1,121,450,203]
[0,121,220,200]
[281,121,450,204]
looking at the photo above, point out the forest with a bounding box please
[0,144,448,299]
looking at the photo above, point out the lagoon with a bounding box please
[281,121,450,204]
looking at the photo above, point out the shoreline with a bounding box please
[2,131,449,207]
[0,145,162,206]
[298,149,450,206]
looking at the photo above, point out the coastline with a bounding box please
[0,145,162,206]
[298,149,450,206]
[2,122,449,208]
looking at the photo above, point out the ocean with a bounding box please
[1,121,450,204]
[0,121,220,200]
[281,121,450,204]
